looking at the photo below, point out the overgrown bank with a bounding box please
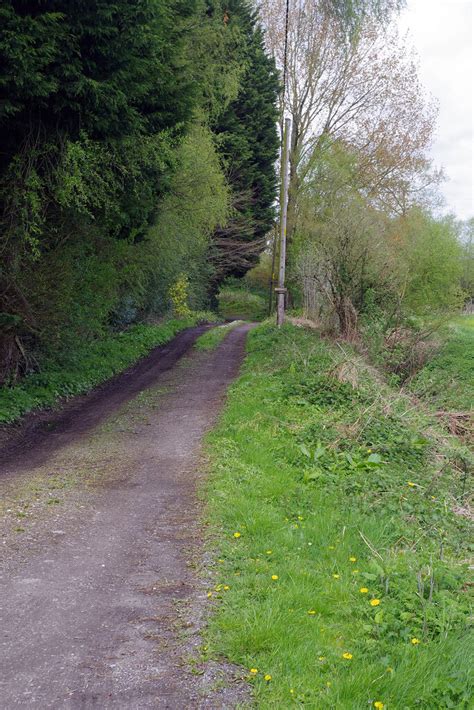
[0,313,214,425]
[203,322,473,708]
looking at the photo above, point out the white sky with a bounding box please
[398,0,473,221]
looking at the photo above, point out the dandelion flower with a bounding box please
[307,610,316,615]
[374,702,384,709]
[333,573,340,579]
[342,652,353,660]
[349,556,357,562]
[318,656,325,661]
[298,515,304,521]
[271,574,279,580]
[386,667,393,673]
[223,585,230,591]
[407,481,415,487]
[206,592,213,598]
[411,637,420,645]
[370,598,381,606]
[249,668,258,675]
[359,587,369,594]
[290,689,295,694]
[264,674,272,681]
[233,532,241,538]
[266,550,272,555]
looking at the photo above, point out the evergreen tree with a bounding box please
[212,0,279,278]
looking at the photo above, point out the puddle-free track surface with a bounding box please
[0,324,253,709]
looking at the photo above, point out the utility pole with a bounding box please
[276,116,291,327]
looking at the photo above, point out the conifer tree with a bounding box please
[212,0,279,278]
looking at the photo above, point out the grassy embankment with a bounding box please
[0,312,215,425]
[203,322,473,709]
[408,315,474,412]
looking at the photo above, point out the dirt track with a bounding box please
[0,324,252,708]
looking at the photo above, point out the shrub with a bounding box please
[169,274,192,318]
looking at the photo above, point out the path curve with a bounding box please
[0,324,252,708]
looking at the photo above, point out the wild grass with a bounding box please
[203,322,473,709]
[195,321,244,351]
[408,315,474,411]
[0,311,215,424]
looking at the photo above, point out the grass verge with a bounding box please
[203,322,473,709]
[0,311,215,424]
[195,321,244,351]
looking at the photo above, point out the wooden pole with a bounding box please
[276,116,291,327]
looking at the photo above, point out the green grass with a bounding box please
[408,315,474,411]
[194,320,244,351]
[203,322,473,709]
[218,287,267,321]
[0,311,215,424]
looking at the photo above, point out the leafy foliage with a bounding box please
[0,0,278,385]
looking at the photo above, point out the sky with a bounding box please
[398,0,473,221]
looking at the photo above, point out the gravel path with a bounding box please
[0,324,252,709]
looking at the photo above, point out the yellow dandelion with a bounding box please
[264,674,272,681]
[370,598,381,606]
[298,515,304,521]
[233,532,241,538]
[407,481,416,487]
[367,448,372,453]
[386,667,393,673]
[307,610,316,615]
[349,556,357,562]
[342,652,353,660]
[290,688,295,694]
[318,656,325,661]
[411,637,420,645]
[218,559,224,563]
[374,702,384,709]
[266,550,272,555]
[359,587,369,594]
[249,668,258,675]
[333,573,340,579]
[223,585,230,591]
[206,591,213,598]
[352,569,360,574]
[271,574,279,580]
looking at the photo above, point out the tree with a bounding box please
[212,0,280,279]
[0,0,205,381]
[258,1,436,239]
